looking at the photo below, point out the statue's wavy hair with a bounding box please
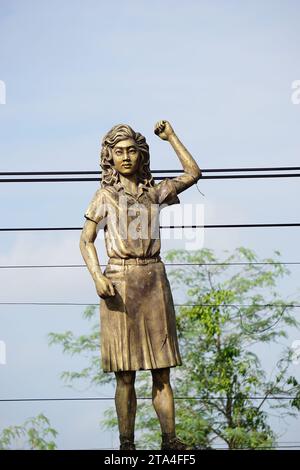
[100,124,155,188]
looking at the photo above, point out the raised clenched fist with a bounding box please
[154,120,175,141]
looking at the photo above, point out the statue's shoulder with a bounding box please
[87,187,113,207]
[101,185,119,197]
[93,186,116,196]
[94,185,120,204]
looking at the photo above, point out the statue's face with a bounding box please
[111,138,141,176]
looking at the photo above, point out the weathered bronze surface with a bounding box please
[80,121,201,449]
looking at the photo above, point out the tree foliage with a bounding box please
[0,414,58,450]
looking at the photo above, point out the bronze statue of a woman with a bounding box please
[80,120,201,450]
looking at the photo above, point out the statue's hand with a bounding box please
[154,120,175,141]
[95,275,115,299]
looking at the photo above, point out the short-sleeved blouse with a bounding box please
[84,178,181,259]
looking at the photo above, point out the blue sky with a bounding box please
[0,0,300,449]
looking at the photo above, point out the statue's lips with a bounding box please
[122,164,132,168]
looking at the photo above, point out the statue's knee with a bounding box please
[152,368,170,389]
[116,371,136,386]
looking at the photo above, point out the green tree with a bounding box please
[49,247,300,449]
[0,414,58,450]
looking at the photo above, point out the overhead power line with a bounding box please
[0,302,298,307]
[1,223,300,232]
[1,174,300,183]
[0,261,299,269]
[0,166,300,183]
[0,395,297,402]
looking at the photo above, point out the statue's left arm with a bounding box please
[154,120,202,194]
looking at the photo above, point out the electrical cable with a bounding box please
[1,223,300,232]
[0,261,299,269]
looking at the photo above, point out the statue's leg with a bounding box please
[115,371,136,450]
[151,367,175,436]
[151,367,191,450]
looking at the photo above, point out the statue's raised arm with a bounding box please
[154,120,202,194]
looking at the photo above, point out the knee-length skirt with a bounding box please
[100,261,182,372]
